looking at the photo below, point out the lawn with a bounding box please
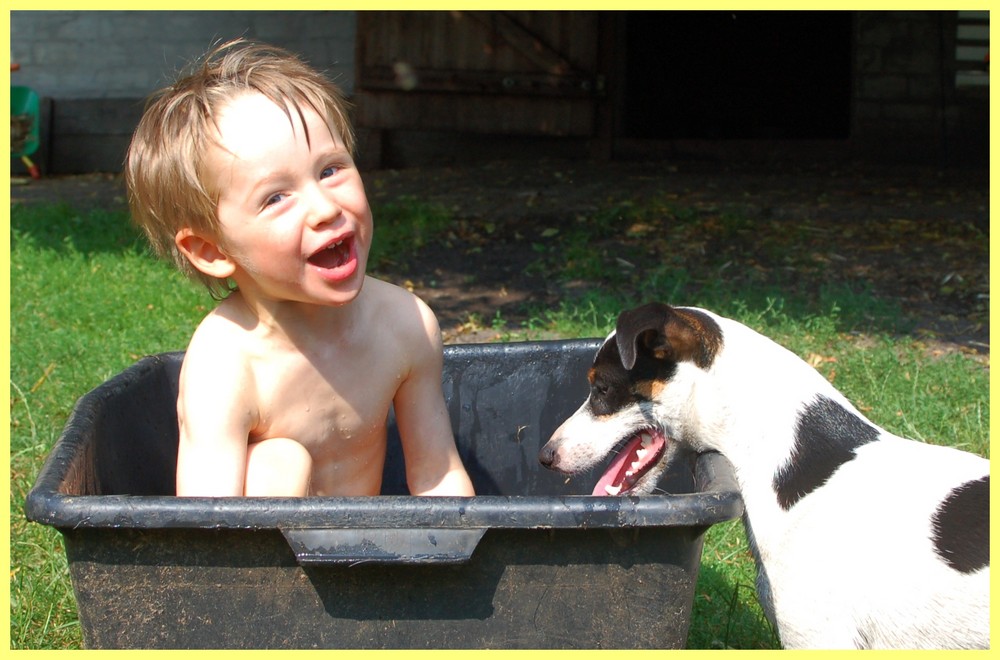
[10,201,989,649]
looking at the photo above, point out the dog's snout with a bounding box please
[538,442,559,469]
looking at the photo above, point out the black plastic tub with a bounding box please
[25,339,743,649]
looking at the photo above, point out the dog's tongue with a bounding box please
[592,431,666,496]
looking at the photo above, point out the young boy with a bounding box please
[125,40,474,498]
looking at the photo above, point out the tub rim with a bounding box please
[25,340,744,532]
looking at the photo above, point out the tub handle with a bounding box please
[281,527,487,565]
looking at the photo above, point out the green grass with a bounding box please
[9,201,989,650]
[368,197,453,270]
[688,520,781,649]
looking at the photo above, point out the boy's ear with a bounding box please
[175,228,237,279]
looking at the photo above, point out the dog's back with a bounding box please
[760,432,988,648]
[703,310,990,649]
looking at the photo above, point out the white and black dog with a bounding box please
[540,302,989,649]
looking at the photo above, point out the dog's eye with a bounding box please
[587,380,621,417]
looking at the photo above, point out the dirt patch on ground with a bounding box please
[11,158,989,357]
[365,159,989,357]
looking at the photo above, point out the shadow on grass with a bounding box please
[11,203,147,257]
[521,274,911,344]
[688,563,781,650]
[11,198,451,264]
[12,198,963,347]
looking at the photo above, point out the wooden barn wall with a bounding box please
[355,12,607,142]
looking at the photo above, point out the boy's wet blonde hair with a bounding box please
[125,39,354,298]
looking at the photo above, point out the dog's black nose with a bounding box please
[538,443,557,469]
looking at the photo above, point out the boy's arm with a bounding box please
[393,301,475,497]
[175,341,255,497]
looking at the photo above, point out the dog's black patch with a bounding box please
[773,395,879,510]
[586,336,677,417]
[931,475,989,573]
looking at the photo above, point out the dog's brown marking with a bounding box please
[616,303,723,370]
[633,378,666,400]
[670,307,724,368]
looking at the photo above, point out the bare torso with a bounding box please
[175,277,464,497]
[244,325,404,495]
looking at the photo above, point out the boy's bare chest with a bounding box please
[248,350,405,453]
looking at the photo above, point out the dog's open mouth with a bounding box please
[592,429,667,496]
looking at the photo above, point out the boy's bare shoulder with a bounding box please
[366,278,438,324]
[183,299,257,372]
[364,277,441,348]
[176,300,260,426]
[365,276,422,302]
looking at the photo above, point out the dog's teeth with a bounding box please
[604,484,622,496]
[630,460,642,471]
[636,448,648,460]
[640,432,653,448]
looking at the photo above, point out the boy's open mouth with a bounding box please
[308,236,358,280]
[591,429,667,496]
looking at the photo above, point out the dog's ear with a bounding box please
[616,303,721,370]
[616,303,675,370]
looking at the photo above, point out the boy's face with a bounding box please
[203,92,372,308]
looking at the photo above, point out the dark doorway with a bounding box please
[623,11,852,139]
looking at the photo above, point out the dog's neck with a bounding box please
[687,318,869,540]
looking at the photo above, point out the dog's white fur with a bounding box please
[542,304,989,649]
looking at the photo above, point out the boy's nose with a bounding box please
[305,184,341,227]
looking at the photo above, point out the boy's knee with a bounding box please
[245,437,312,496]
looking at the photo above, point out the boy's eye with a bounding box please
[264,192,287,207]
[320,166,338,179]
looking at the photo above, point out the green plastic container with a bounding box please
[10,85,40,157]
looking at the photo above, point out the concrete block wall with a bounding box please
[852,10,986,164]
[10,11,356,174]
[11,11,356,98]
[854,13,946,137]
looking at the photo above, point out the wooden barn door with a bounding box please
[354,11,611,165]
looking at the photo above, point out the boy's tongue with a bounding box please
[309,240,351,270]
[591,431,665,496]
